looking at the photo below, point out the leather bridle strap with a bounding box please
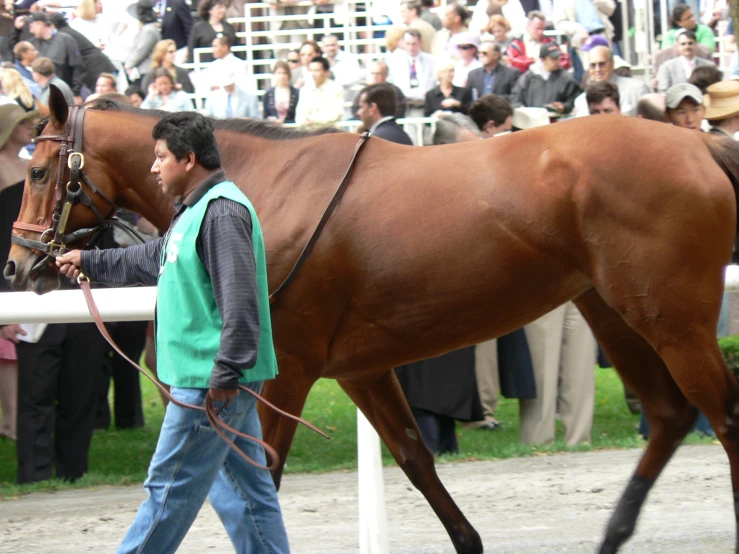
[269,131,371,304]
[78,277,330,470]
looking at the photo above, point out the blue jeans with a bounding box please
[117,385,290,554]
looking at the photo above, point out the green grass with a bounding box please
[0,367,715,498]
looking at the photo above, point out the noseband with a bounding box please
[11,105,139,275]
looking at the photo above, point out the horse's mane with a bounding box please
[86,98,342,140]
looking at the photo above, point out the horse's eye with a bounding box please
[30,168,46,181]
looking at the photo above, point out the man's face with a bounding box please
[23,44,38,64]
[29,21,46,39]
[527,17,546,42]
[309,61,327,86]
[356,92,378,128]
[588,48,614,82]
[129,93,143,108]
[479,43,499,68]
[589,97,621,115]
[677,9,697,30]
[300,45,317,66]
[404,34,421,57]
[212,38,228,59]
[677,34,696,58]
[95,76,115,94]
[370,63,388,83]
[667,98,705,130]
[321,36,339,59]
[542,55,560,72]
[151,139,190,197]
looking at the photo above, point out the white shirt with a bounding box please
[453,59,483,87]
[208,54,254,93]
[295,78,345,126]
[681,56,697,80]
[328,49,361,89]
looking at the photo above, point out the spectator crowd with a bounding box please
[0,0,737,486]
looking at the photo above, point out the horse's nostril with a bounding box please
[3,261,16,281]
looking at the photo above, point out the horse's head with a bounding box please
[4,86,119,294]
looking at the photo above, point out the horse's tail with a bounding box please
[701,133,739,259]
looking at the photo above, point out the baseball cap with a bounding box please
[27,11,50,25]
[581,34,609,52]
[665,82,703,109]
[539,44,562,59]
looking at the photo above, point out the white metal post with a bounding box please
[357,408,389,554]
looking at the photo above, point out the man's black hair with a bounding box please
[468,94,513,129]
[688,65,723,94]
[586,80,620,108]
[152,112,221,170]
[361,83,397,117]
[310,56,330,71]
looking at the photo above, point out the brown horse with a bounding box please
[6,87,739,554]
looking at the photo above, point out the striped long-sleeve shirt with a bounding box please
[80,170,260,390]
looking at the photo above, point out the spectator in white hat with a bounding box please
[203,71,260,119]
[450,32,482,87]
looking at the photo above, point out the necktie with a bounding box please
[226,94,233,118]
[410,58,419,88]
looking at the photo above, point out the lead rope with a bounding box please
[77,277,330,471]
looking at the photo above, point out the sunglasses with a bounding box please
[287,58,300,63]
[458,44,476,50]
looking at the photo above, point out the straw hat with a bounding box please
[0,104,40,150]
[703,80,739,121]
[512,107,550,130]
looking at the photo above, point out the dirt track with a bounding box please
[0,444,734,553]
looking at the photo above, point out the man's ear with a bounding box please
[184,151,197,172]
[483,120,496,136]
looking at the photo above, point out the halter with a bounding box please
[10,105,138,275]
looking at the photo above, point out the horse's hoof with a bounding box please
[451,530,483,554]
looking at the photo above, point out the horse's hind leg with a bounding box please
[574,289,700,554]
[338,370,483,554]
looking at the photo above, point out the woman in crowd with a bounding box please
[0,104,39,441]
[484,14,513,54]
[126,86,145,108]
[661,4,716,52]
[470,0,526,38]
[141,39,195,93]
[70,0,107,51]
[451,33,482,87]
[424,60,472,116]
[124,0,161,87]
[0,68,38,112]
[188,0,237,64]
[263,60,299,123]
[140,68,192,112]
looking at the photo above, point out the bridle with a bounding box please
[10,103,332,468]
[10,104,144,276]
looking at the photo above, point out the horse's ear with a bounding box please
[48,84,69,128]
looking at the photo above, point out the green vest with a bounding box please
[155,180,278,388]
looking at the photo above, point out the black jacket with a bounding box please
[262,86,299,123]
[56,25,116,91]
[161,0,194,51]
[466,64,521,104]
[424,85,473,117]
[371,118,413,146]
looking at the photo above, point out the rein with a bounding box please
[268,131,371,303]
[15,106,373,468]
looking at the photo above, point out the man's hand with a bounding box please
[55,250,83,280]
[209,387,239,409]
[549,101,565,114]
[0,325,27,344]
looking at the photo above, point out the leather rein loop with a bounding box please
[269,131,371,303]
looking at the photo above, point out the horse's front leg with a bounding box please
[338,369,483,554]
[258,361,317,490]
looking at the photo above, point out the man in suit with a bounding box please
[466,41,520,104]
[657,29,715,93]
[573,45,649,116]
[387,28,437,116]
[204,71,260,119]
[155,0,193,55]
[356,83,413,145]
